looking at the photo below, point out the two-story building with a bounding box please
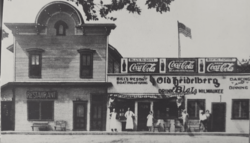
[1,1,122,131]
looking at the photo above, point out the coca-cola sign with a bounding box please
[127,58,159,73]
[166,58,198,73]
[205,58,236,73]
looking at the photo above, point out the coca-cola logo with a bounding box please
[168,61,195,70]
[129,63,156,72]
[207,63,234,72]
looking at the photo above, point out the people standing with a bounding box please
[125,107,135,131]
[110,108,118,132]
[147,111,154,131]
[182,109,189,132]
[199,110,207,132]
[205,110,211,132]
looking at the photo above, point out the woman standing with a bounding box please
[125,107,135,131]
[110,108,117,132]
[147,111,154,131]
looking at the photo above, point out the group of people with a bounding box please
[199,110,211,132]
[180,109,211,132]
[109,107,135,132]
[109,107,211,132]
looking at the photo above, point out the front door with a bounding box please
[1,101,14,131]
[90,94,106,131]
[211,103,226,132]
[138,102,151,131]
[73,102,87,130]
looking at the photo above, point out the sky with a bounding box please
[1,0,250,84]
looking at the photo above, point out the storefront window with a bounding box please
[114,99,134,120]
[28,101,54,121]
[154,98,179,120]
[187,99,205,119]
[232,99,249,119]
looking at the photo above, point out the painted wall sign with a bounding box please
[205,58,236,73]
[109,93,182,99]
[166,58,197,73]
[117,76,148,84]
[229,77,250,90]
[27,91,57,99]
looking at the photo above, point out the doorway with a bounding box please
[138,102,151,131]
[73,101,87,130]
[211,102,226,132]
[90,94,107,131]
[1,101,14,131]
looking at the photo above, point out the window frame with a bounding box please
[54,20,68,36]
[26,49,44,78]
[187,99,206,119]
[232,99,249,120]
[77,49,95,79]
[27,100,54,121]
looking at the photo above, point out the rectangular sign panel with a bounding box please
[27,91,57,99]
[166,58,197,73]
[126,58,159,73]
[205,58,237,73]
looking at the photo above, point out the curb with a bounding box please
[1,131,249,137]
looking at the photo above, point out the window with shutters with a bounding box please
[232,99,249,119]
[187,99,205,119]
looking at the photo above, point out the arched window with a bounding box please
[54,20,68,36]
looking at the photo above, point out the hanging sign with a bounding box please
[124,58,159,73]
[27,91,57,99]
[205,58,236,73]
[166,58,197,73]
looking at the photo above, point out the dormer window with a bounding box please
[54,20,68,36]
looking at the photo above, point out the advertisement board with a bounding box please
[205,58,237,73]
[166,58,197,73]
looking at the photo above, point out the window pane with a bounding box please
[233,101,240,118]
[41,101,53,120]
[28,101,40,120]
[31,55,36,65]
[77,105,84,117]
[86,55,91,65]
[241,101,248,118]
[82,55,86,65]
[35,55,39,65]
[59,25,64,35]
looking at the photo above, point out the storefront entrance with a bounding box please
[1,101,14,131]
[211,103,226,132]
[138,102,151,131]
[90,94,107,131]
[73,101,87,130]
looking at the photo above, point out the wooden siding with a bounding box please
[15,35,107,82]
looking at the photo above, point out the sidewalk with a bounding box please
[1,131,249,137]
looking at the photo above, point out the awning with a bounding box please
[109,93,184,99]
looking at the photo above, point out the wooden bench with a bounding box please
[188,120,200,132]
[31,122,49,131]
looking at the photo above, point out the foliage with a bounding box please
[67,0,174,21]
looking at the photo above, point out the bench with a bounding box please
[188,120,200,132]
[31,122,49,131]
[54,120,67,131]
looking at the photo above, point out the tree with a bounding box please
[67,0,174,21]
